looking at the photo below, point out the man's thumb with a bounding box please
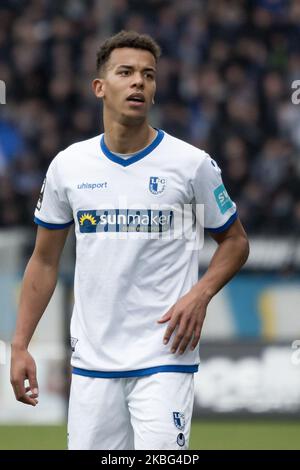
[28,371,39,397]
[157,307,173,324]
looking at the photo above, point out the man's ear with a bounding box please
[92,78,105,99]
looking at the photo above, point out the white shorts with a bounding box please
[68,372,194,450]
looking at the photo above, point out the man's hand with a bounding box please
[10,346,39,406]
[157,219,249,355]
[157,287,211,355]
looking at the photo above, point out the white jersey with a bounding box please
[34,129,237,378]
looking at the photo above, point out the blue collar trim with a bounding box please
[100,129,165,167]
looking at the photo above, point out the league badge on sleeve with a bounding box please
[214,184,233,214]
[71,337,78,352]
[36,177,46,211]
[149,176,167,195]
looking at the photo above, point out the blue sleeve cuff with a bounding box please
[205,211,238,233]
[34,216,74,230]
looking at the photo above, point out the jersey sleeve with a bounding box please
[34,155,74,230]
[192,155,237,232]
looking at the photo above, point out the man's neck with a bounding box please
[103,121,157,155]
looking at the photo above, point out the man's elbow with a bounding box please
[238,234,250,266]
[31,249,60,271]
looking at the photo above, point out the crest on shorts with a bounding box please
[173,412,185,431]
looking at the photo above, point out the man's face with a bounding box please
[93,47,157,123]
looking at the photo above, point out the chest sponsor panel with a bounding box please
[77,209,174,233]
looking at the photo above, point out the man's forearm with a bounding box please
[192,234,249,302]
[12,256,58,349]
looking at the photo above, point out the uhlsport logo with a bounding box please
[77,182,108,190]
[149,176,167,195]
[173,412,185,431]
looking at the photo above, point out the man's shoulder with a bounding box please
[63,134,101,156]
[162,131,208,162]
[52,134,101,166]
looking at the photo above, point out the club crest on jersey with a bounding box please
[173,412,185,431]
[149,176,167,195]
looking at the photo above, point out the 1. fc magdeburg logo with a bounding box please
[149,176,167,195]
[173,412,185,431]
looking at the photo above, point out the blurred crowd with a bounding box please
[1,0,300,234]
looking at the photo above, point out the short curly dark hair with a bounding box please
[96,30,161,76]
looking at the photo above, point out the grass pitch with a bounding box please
[0,421,299,450]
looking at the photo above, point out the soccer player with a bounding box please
[10,31,249,450]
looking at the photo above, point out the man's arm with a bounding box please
[10,225,70,406]
[158,218,249,354]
